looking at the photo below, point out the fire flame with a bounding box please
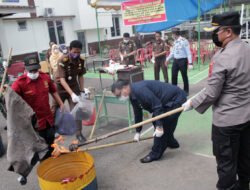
[51,136,80,158]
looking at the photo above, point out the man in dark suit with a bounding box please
[112,80,186,163]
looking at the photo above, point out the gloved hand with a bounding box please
[71,93,80,103]
[2,61,8,69]
[81,88,90,99]
[134,132,140,142]
[151,57,155,64]
[182,99,193,112]
[188,64,194,70]
[153,126,164,138]
[120,55,124,62]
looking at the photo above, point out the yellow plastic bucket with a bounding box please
[37,152,97,190]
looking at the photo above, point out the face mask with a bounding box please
[27,72,39,80]
[70,53,80,59]
[63,49,67,54]
[212,29,223,47]
[54,49,59,54]
[119,95,129,101]
[123,39,129,43]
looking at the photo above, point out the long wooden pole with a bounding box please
[0,48,12,96]
[80,136,153,152]
[69,107,184,151]
[89,90,106,139]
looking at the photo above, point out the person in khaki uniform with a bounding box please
[182,12,250,190]
[152,31,168,83]
[55,40,86,143]
[119,33,137,66]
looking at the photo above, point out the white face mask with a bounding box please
[123,39,129,43]
[63,49,67,54]
[27,72,39,80]
[119,95,129,101]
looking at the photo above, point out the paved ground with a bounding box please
[0,75,218,190]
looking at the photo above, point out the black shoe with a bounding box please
[76,134,86,143]
[17,176,27,185]
[168,139,180,149]
[140,155,158,163]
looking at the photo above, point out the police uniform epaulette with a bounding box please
[59,55,69,63]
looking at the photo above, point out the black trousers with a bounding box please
[172,58,189,94]
[38,123,55,160]
[212,122,250,190]
[149,111,182,159]
[154,56,168,83]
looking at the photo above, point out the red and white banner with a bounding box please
[121,0,167,26]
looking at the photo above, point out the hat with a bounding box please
[204,11,240,32]
[171,28,180,35]
[123,33,130,38]
[24,55,41,71]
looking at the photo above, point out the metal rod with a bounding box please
[69,107,184,151]
[197,0,201,70]
[80,136,153,152]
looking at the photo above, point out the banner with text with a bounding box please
[121,0,167,26]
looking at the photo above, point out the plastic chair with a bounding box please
[136,48,146,67]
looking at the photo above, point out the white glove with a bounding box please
[81,88,90,99]
[134,132,140,142]
[120,55,124,62]
[71,93,80,103]
[2,61,8,69]
[153,126,164,138]
[188,64,194,70]
[182,99,193,112]
[151,57,155,64]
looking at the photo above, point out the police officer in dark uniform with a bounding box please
[55,40,87,142]
[119,33,137,65]
[112,80,186,163]
[152,31,168,83]
[183,12,250,190]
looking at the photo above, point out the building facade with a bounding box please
[0,0,134,61]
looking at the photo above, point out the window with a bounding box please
[17,21,27,31]
[111,17,121,37]
[77,32,87,53]
[47,20,65,44]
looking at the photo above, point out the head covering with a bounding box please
[204,11,241,32]
[49,44,62,73]
[123,33,130,38]
[24,55,40,71]
[171,28,180,35]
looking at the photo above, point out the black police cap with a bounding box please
[204,11,240,32]
[24,55,41,71]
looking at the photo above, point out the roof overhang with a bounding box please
[3,15,75,21]
[0,5,36,17]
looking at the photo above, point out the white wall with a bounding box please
[2,19,49,56]
[1,0,30,19]
[35,0,74,17]
[85,28,105,43]
[63,18,77,46]
[76,0,112,30]
[2,18,77,56]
